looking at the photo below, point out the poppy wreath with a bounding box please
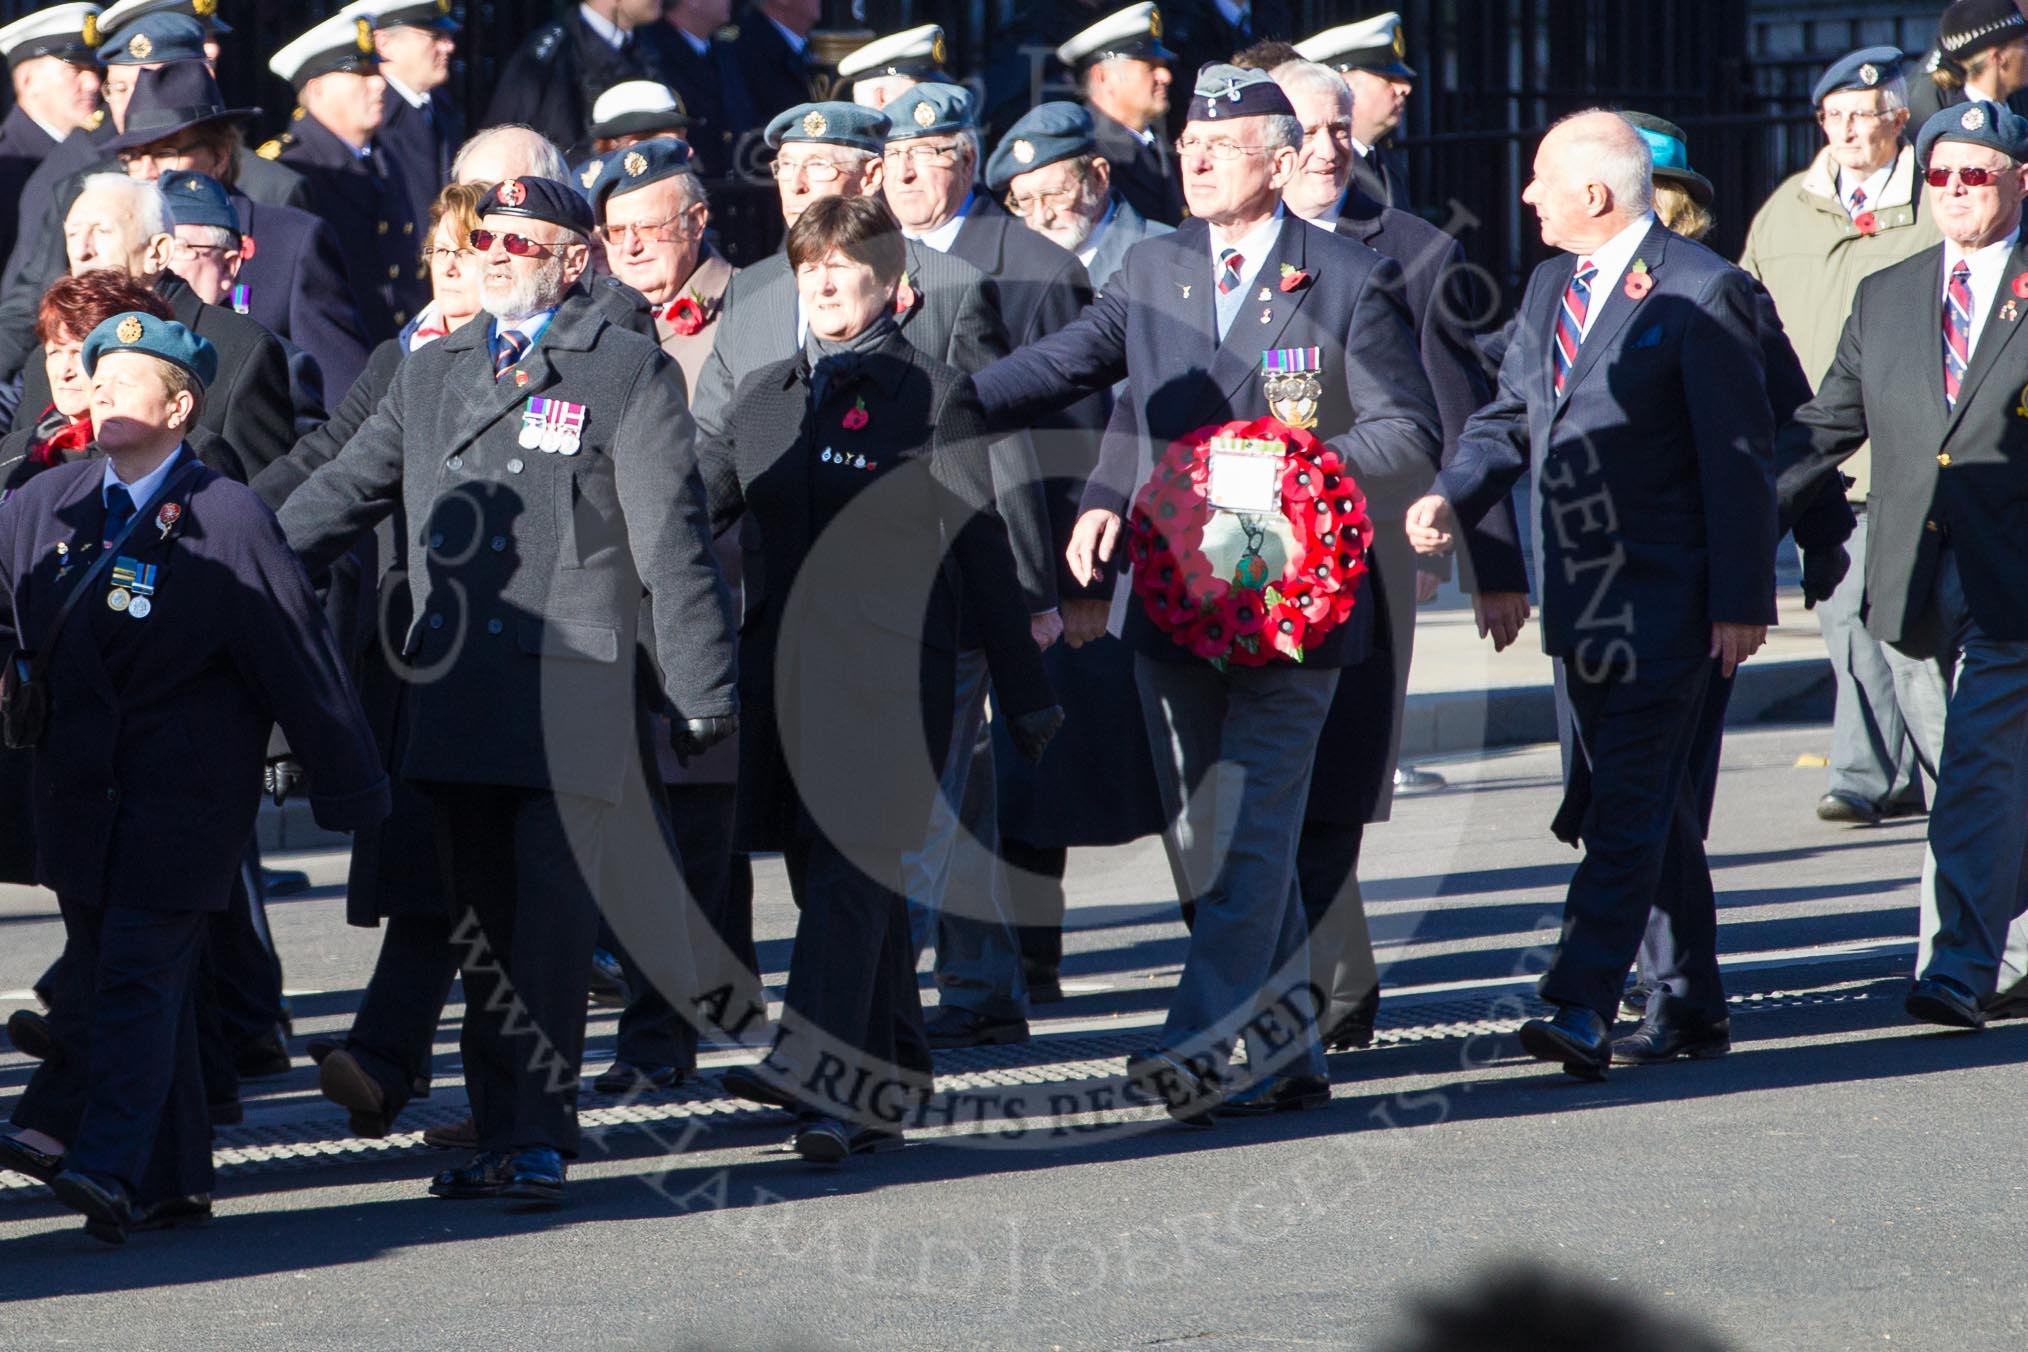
[1124,416,1373,667]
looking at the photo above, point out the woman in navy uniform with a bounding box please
[700,196,1061,1163]
[0,312,388,1244]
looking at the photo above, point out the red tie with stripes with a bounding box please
[1553,258,1597,395]
[1944,260,1972,408]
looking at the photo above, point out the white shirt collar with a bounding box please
[382,70,431,111]
[901,190,974,252]
[1076,197,1121,268]
[676,25,709,56]
[1965,79,2004,107]
[1836,161,1893,215]
[491,309,556,349]
[1943,224,2022,361]
[104,443,185,512]
[1306,184,1351,228]
[579,3,628,49]
[1209,204,1285,270]
[26,110,68,144]
[1351,135,1374,158]
[765,12,808,55]
[1567,210,1655,339]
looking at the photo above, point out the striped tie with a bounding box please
[494,328,528,380]
[1849,184,1867,214]
[1217,247,1243,294]
[1944,260,1972,407]
[1553,258,1596,395]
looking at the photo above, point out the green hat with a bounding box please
[83,310,218,388]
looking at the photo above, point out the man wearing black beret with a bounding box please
[277,175,739,1209]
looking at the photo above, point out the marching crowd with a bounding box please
[0,0,2022,1252]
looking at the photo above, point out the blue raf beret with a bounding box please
[83,311,220,389]
[478,175,595,237]
[1916,98,2028,166]
[1186,63,1297,126]
[1811,46,1904,107]
[764,101,890,154]
[589,138,696,221]
[97,11,208,65]
[160,171,239,234]
[883,83,974,141]
[986,102,1097,193]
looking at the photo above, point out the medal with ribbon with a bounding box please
[109,556,158,618]
[518,397,588,456]
[1260,346,1323,430]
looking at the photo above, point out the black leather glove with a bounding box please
[263,757,304,807]
[1801,544,1851,611]
[1008,704,1065,766]
[671,714,738,765]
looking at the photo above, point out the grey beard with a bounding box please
[482,252,568,324]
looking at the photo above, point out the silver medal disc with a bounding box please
[128,595,152,619]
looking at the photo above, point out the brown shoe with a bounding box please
[318,1049,390,1139]
[422,1116,478,1150]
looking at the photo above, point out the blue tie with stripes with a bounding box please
[1553,258,1596,396]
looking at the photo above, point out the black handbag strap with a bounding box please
[29,459,203,685]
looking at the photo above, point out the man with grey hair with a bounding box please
[975,64,1440,1118]
[1406,109,1780,1079]
[1741,46,1940,829]
[41,172,296,473]
[277,174,737,1207]
[452,123,572,187]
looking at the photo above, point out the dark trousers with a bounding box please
[429,784,606,1156]
[608,782,748,1069]
[1297,820,1379,1025]
[1542,654,1725,1024]
[16,897,212,1204]
[208,845,284,1053]
[778,823,930,1119]
[343,913,460,1119]
[1004,839,1066,977]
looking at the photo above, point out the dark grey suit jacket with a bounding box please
[277,293,738,804]
[1085,195,1172,293]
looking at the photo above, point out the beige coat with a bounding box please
[1739,142,1942,499]
[653,249,736,396]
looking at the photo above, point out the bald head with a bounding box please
[452,125,570,188]
[1521,109,1655,254]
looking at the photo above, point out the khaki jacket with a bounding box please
[1740,143,1942,499]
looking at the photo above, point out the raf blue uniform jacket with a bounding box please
[972,212,1443,670]
[0,454,389,912]
[232,191,375,408]
[1433,221,1780,668]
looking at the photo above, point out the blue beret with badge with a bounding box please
[1811,45,1904,107]
[1186,63,1297,125]
[479,175,595,236]
[96,10,206,65]
[83,311,219,389]
[764,101,890,153]
[985,102,1097,193]
[883,82,974,141]
[1916,98,2028,167]
[590,138,696,221]
[159,170,238,235]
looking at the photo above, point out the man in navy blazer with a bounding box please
[1407,111,1779,1079]
[975,65,1440,1119]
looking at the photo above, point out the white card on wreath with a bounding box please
[1206,446,1283,514]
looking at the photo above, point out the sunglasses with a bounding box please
[1925,166,2010,188]
[467,228,572,257]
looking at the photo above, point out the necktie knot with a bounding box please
[494,328,529,379]
[1944,260,1974,406]
[1217,247,1244,294]
[1850,185,1868,211]
[1572,258,1597,288]
[104,483,135,543]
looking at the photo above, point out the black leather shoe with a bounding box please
[1906,977,1986,1029]
[261,867,312,897]
[1984,988,2028,1021]
[305,1038,339,1064]
[319,1049,391,1138]
[793,1116,852,1164]
[234,1025,292,1080]
[1611,993,1731,1065]
[850,1125,906,1155]
[501,1146,566,1208]
[6,1008,54,1061]
[1214,1074,1332,1117]
[592,1061,685,1094]
[1816,791,1880,825]
[1517,1005,1611,1081]
[1619,980,1655,1018]
[132,1194,213,1232]
[49,1169,131,1245]
[207,1099,243,1127]
[0,1133,64,1183]
[1324,988,1381,1050]
[1022,963,1065,1004]
[1878,798,1927,821]
[429,1149,513,1199]
[720,1063,800,1110]
[924,1005,1030,1049]
[1123,1050,1220,1127]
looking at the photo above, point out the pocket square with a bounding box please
[1630,323,1666,351]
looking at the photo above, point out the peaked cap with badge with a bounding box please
[587,80,689,141]
[0,3,101,68]
[1056,1,1173,69]
[1939,0,2028,62]
[95,0,230,39]
[1294,11,1415,80]
[337,0,457,34]
[837,23,949,82]
[269,10,378,88]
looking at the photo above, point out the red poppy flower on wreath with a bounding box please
[2012,272,2028,300]
[665,295,708,336]
[1125,414,1372,669]
[841,395,869,430]
[1852,211,1878,236]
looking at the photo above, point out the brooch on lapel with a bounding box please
[1278,263,1311,293]
[2012,272,2028,300]
[894,273,918,315]
[155,502,182,541]
[842,396,870,431]
[664,290,714,336]
[1853,212,1878,236]
[1623,258,1653,301]
[2006,301,2021,324]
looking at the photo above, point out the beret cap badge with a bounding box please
[498,178,526,207]
[1012,138,1035,164]
[1965,105,1988,130]
[1860,63,1879,85]
[803,109,828,137]
[116,316,144,344]
[913,99,936,128]
[624,150,648,176]
[128,32,152,60]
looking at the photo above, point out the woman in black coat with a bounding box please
[699,196,1061,1164]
